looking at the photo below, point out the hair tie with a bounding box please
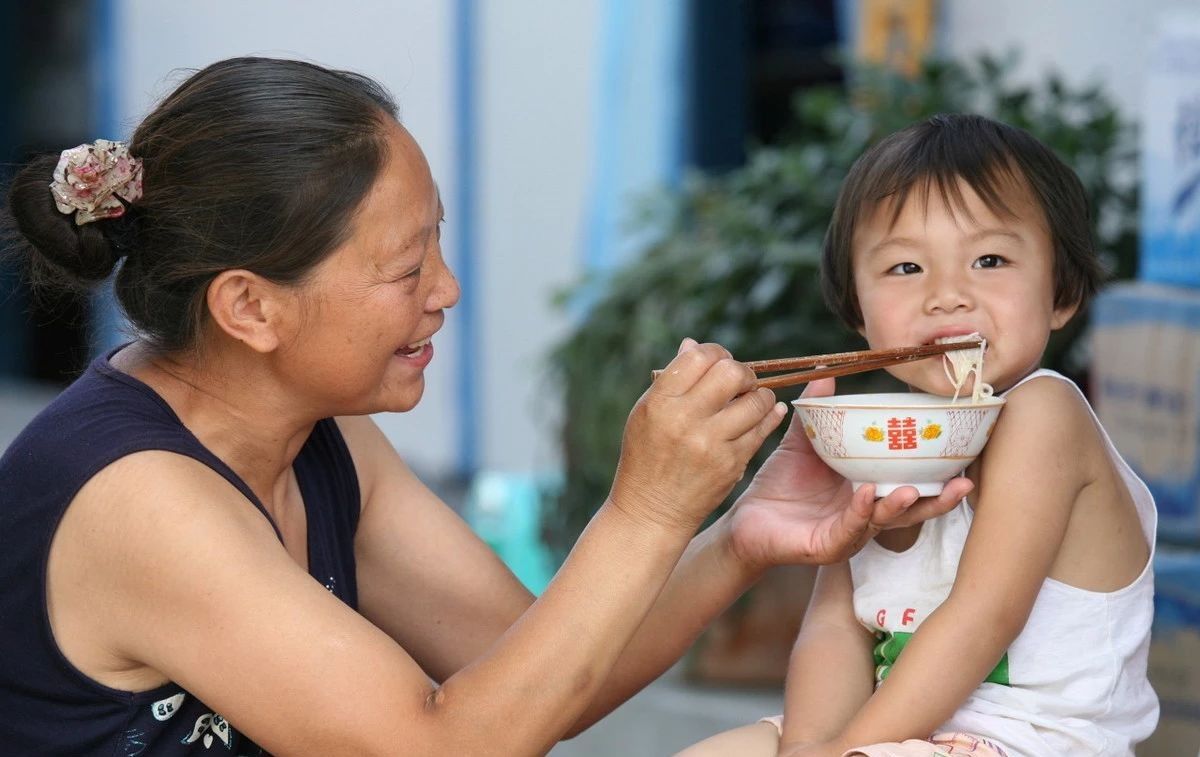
[49,139,144,226]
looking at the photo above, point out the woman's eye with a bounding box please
[973,254,1007,269]
[394,266,422,283]
[886,261,922,275]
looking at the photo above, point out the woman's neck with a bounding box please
[109,340,316,506]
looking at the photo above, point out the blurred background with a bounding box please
[1,1,1198,754]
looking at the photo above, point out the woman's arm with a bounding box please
[567,379,971,734]
[568,479,972,734]
[54,342,785,756]
[346,376,973,737]
[348,417,763,738]
[780,563,876,749]
[346,414,535,684]
[348,375,974,731]
[819,377,1095,749]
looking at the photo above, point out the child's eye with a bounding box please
[886,262,922,275]
[973,254,1007,269]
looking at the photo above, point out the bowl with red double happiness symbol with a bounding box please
[790,393,1006,496]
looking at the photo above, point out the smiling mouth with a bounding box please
[930,332,986,349]
[397,337,431,357]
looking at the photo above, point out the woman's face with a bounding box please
[281,120,459,415]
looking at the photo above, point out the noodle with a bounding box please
[936,333,993,403]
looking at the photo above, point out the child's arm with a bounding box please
[779,562,876,751]
[821,377,1096,750]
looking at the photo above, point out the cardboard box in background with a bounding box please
[1141,12,1200,288]
[1139,548,1200,756]
[1092,282,1200,546]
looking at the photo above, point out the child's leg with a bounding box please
[846,731,1009,757]
[672,718,780,757]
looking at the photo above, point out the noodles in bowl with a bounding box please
[791,391,1005,497]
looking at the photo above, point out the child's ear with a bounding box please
[1050,301,1080,330]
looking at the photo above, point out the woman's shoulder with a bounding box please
[77,448,274,533]
[331,415,422,501]
[7,352,181,453]
[1,359,199,517]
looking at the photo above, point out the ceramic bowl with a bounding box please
[790,393,1006,496]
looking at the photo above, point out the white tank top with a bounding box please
[848,369,1159,756]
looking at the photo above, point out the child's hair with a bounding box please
[820,113,1105,330]
[3,57,399,353]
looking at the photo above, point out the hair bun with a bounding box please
[4,153,122,286]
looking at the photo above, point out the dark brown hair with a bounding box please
[4,56,398,352]
[820,113,1104,329]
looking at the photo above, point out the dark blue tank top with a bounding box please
[0,348,361,756]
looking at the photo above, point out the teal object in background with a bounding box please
[465,471,558,595]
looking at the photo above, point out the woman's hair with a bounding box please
[4,56,398,353]
[820,113,1104,329]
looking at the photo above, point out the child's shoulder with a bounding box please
[1002,369,1082,399]
[997,371,1093,432]
[980,372,1103,475]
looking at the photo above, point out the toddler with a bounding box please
[679,114,1157,757]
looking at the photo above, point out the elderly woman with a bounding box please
[0,57,967,756]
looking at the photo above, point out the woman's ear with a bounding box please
[205,270,291,352]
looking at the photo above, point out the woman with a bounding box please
[0,57,969,755]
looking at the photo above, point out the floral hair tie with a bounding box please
[49,139,144,226]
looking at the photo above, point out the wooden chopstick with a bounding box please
[751,353,939,389]
[650,339,983,390]
[742,340,982,374]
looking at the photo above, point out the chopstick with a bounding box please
[650,339,983,390]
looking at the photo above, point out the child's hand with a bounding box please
[725,378,973,570]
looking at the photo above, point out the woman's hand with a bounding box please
[608,339,787,535]
[726,378,973,571]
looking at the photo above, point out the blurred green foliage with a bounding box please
[542,53,1138,559]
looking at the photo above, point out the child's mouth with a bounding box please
[928,329,984,347]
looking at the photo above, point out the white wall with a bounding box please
[942,0,1198,118]
[112,1,604,478]
[476,1,601,474]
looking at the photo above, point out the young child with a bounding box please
[678,114,1158,757]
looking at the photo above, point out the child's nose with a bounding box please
[923,270,974,314]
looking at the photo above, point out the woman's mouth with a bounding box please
[396,337,431,358]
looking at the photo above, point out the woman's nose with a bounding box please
[923,270,973,314]
[427,252,461,311]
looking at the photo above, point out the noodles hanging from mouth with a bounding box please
[936,333,994,403]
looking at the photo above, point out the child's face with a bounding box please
[851,177,1076,396]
